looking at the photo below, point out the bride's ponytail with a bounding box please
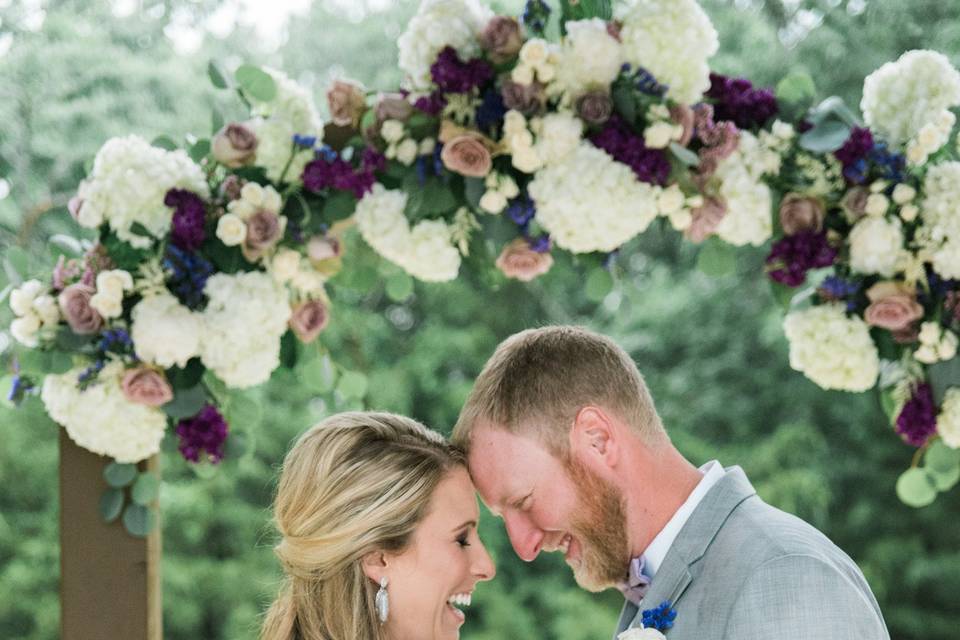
[260,412,465,640]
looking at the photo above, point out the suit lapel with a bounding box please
[618,466,757,633]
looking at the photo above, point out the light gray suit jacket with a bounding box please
[614,466,889,640]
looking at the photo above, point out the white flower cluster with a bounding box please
[861,50,960,149]
[200,272,292,389]
[848,216,904,277]
[529,142,661,253]
[75,135,209,248]
[643,104,685,149]
[937,388,960,449]
[914,321,958,364]
[618,628,666,640]
[906,111,956,166]
[382,120,434,166]
[555,19,622,96]
[480,172,520,214]
[250,68,323,183]
[616,0,719,105]
[783,304,880,392]
[131,293,204,368]
[354,185,462,282]
[9,280,59,347]
[270,248,327,298]
[41,361,167,463]
[502,110,582,174]
[512,38,561,86]
[917,162,960,279]
[397,0,493,90]
[713,131,776,247]
[89,270,133,320]
[656,184,704,232]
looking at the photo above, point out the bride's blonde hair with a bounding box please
[260,411,465,640]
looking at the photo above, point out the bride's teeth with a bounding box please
[447,593,472,607]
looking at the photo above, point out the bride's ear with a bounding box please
[361,550,389,584]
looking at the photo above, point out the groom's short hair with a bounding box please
[453,325,666,456]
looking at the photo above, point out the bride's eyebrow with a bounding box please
[451,519,477,532]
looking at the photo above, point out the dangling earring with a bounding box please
[375,577,389,623]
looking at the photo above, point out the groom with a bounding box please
[452,325,889,639]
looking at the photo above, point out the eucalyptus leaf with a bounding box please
[3,246,28,284]
[207,60,229,89]
[697,239,737,277]
[799,120,851,154]
[226,394,262,430]
[122,504,156,537]
[103,462,137,489]
[928,464,960,492]
[235,64,277,102]
[189,139,211,163]
[336,370,369,400]
[49,234,84,257]
[162,385,209,421]
[324,191,357,222]
[224,429,250,459]
[585,268,614,303]
[669,142,700,168]
[211,108,225,135]
[775,72,817,119]
[927,359,960,405]
[464,177,486,210]
[385,272,414,302]
[151,135,178,151]
[131,473,160,506]
[895,467,937,508]
[99,488,124,523]
[300,355,338,394]
[925,439,960,473]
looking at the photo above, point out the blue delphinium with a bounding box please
[641,601,677,632]
[522,0,551,36]
[163,244,215,310]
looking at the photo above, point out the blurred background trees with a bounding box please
[1,1,958,638]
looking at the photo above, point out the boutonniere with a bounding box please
[617,601,677,640]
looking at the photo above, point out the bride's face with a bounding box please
[383,466,496,640]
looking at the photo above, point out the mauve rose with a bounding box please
[670,104,695,147]
[376,94,414,123]
[307,235,342,263]
[496,238,554,282]
[864,281,924,332]
[842,187,870,223]
[685,198,727,243]
[481,16,523,64]
[501,79,545,116]
[289,299,329,343]
[441,136,492,177]
[243,210,283,260]
[57,283,103,335]
[121,367,174,407]
[327,80,367,128]
[212,123,258,168]
[779,193,825,235]
[218,175,245,201]
[606,21,622,41]
[575,91,613,125]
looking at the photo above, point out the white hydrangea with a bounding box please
[41,361,166,463]
[250,68,323,184]
[528,143,661,253]
[848,216,904,277]
[917,162,960,279]
[556,18,622,96]
[618,628,666,640]
[397,0,493,89]
[75,136,209,248]
[616,0,719,104]
[200,272,292,389]
[131,293,204,368]
[533,112,583,167]
[861,50,960,148]
[354,185,462,282]
[937,387,960,449]
[783,304,880,392]
[713,131,775,247]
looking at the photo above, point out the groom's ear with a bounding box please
[361,550,389,583]
[570,406,619,470]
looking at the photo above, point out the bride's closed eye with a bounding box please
[456,531,472,548]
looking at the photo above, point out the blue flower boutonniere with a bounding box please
[617,601,678,640]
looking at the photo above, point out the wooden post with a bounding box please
[59,430,162,640]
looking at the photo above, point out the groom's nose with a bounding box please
[504,513,543,562]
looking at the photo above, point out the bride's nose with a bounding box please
[470,540,496,581]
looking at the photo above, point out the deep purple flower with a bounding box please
[302,152,377,199]
[362,148,387,174]
[164,189,207,251]
[176,404,229,464]
[765,231,837,287]
[895,383,938,448]
[475,88,507,134]
[706,73,779,130]
[834,127,875,183]
[527,234,551,253]
[430,47,494,94]
[589,114,671,186]
[414,91,447,116]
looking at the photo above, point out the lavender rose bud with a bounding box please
[242,210,283,261]
[327,79,367,128]
[375,93,414,123]
[841,186,870,223]
[57,283,103,335]
[779,193,826,235]
[495,238,554,282]
[218,175,245,202]
[501,79,545,116]
[440,135,493,177]
[289,299,329,343]
[212,123,258,168]
[307,235,342,263]
[864,281,924,332]
[575,91,614,125]
[121,367,174,407]
[684,198,727,244]
[481,16,524,64]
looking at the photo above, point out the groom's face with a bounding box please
[468,425,629,592]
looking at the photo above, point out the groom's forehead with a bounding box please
[467,426,552,506]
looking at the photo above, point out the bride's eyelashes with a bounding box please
[456,531,472,548]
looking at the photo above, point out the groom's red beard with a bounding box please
[565,457,630,592]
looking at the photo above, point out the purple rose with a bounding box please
[212,123,258,168]
[480,16,524,64]
[242,211,283,261]
[57,283,103,335]
[575,91,613,125]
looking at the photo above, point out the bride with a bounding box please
[261,411,496,640]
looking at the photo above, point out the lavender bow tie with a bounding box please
[617,556,651,605]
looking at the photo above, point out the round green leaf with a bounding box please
[103,462,137,488]
[799,120,851,153]
[224,429,251,460]
[775,72,817,108]
[151,135,178,151]
[928,464,960,492]
[189,139,211,163]
[190,461,219,480]
[301,355,338,393]
[131,473,159,506]
[49,234,84,257]
[697,240,737,277]
[99,488,124,523]
[585,268,614,303]
[226,394,262,430]
[336,370,369,400]
[895,468,937,508]
[925,439,960,473]
[162,385,209,421]
[207,60,229,89]
[122,504,156,538]
[385,272,414,302]
[235,64,277,102]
